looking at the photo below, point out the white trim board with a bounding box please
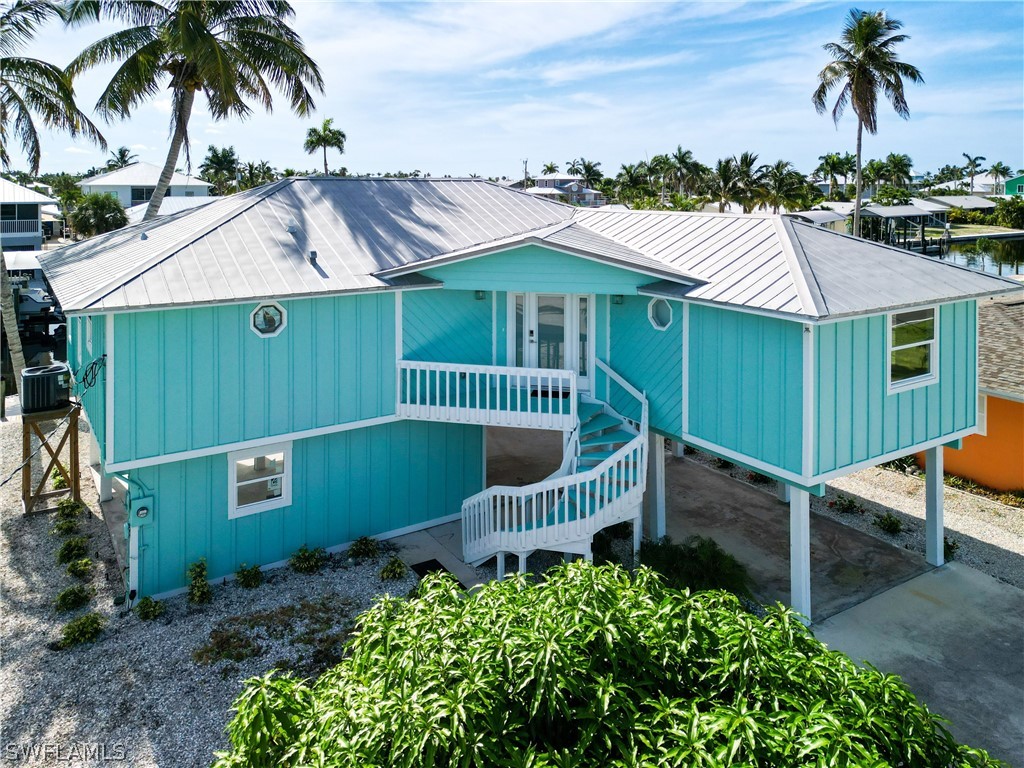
[801,323,815,476]
[146,511,463,601]
[106,414,401,472]
[104,313,115,467]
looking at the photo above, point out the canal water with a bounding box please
[932,237,1024,276]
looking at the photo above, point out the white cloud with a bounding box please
[63,146,92,155]
[485,52,696,87]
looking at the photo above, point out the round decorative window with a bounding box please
[648,298,673,331]
[250,302,287,337]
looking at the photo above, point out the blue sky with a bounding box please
[18,1,1024,179]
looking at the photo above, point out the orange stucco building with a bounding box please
[917,290,1024,491]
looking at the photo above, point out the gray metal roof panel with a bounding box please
[860,204,931,219]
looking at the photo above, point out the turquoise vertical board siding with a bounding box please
[132,419,483,596]
[68,315,107,460]
[402,289,492,365]
[687,305,803,474]
[494,292,507,364]
[421,245,659,294]
[814,301,976,476]
[607,296,682,436]
[112,293,396,464]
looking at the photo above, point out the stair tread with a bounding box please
[579,413,623,437]
[578,402,604,423]
[579,429,636,448]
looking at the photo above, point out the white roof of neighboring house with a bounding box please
[537,172,583,182]
[39,178,1019,321]
[125,196,218,224]
[0,177,56,204]
[817,202,857,215]
[77,162,212,190]
[908,197,950,213]
[4,251,43,271]
[524,187,564,197]
[861,204,932,219]
[923,195,998,211]
[785,210,847,225]
[931,172,999,192]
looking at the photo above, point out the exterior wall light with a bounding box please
[611,295,624,305]
[474,290,487,300]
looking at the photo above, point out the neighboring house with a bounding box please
[78,162,212,208]
[924,195,998,213]
[1004,175,1024,196]
[916,290,1024,491]
[531,172,605,206]
[125,196,218,225]
[39,179,1018,621]
[0,177,56,251]
[931,172,1001,195]
[784,210,847,232]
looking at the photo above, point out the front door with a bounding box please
[509,293,593,391]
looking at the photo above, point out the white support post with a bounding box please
[645,432,666,540]
[671,441,685,458]
[89,434,113,502]
[496,552,506,580]
[925,446,945,566]
[775,481,791,503]
[633,512,642,567]
[790,488,812,624]
[518,553,527,574]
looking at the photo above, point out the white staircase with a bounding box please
[461,360,648,574]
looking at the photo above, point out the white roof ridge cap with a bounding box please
[70,179,294,310]
[772,216,828,318]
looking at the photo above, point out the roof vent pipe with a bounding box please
[287,219,298,234]
[140,232,148,240]
[307,250,317,266]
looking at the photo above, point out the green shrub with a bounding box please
[187,559,213,604]
[51,468,68,489]
[378,556,406,581]
[213,564,997,767]
[59,612,106,648]
[711,456,734,470]
[873,512,904,535]
[640,535,751,597]
[346,536,380,560]
[193,628,263,665]
[135,596,166,621]
[65,557,93,580]
[235,563,264,589]
[56,498,84,521]
[56,537,88,564]
[994,195,1024,229]
[944,536,960,561]
[290,546,328,574]
[50,518,80,536]
[54,584,92,612]
[746,471,774,485]
[882,455,917,473]
[828,494,864,515]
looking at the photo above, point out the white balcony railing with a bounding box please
[0,220,41,235]
[397,360,577,430]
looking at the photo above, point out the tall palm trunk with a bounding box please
[1,252,28,390]
[144,88,196,222]
[853,118,864,238]
[322,145,328,175]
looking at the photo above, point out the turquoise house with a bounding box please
[39,178,1017,619]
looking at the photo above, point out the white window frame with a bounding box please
[648,298,673,331]
[228,441,292,519]
[976,394,988,436]
[85,316,93,354]
[249,301,288,338]
[887,306,939,393]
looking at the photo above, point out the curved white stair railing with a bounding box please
[462,360,648,568]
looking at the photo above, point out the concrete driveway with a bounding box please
[814,563,1024,765]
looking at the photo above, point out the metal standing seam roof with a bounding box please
[77,161,212,189]
[125,196,219,224]
[785,210,848,225]
[860,204,933,219]
[923,195,997,211]
[0,176,56,204]
[38,177,1022,320]
[977,290,1024,400]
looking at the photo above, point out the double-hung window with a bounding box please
[228,442,292,518]
[888,308,938,391]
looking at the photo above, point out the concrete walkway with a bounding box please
[814,563,1024,765]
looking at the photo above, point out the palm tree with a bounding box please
[566,158,584,176]
[708,158,742,213]
[542,162,559,175]
[988,161,1011,195]
[0,0,106,175]
[580,159,603,190]
[67,0,323,223]
[646,154,673,203]
[815,153,843,199]
[614,163,645,203]
[961,153,986,194]
[199,145,240,195]
[759,160,806,214]
[669,146,698,195]
[885,153,913,188]
[106,146,138,169]
[813,8,923,237]
[70,191,127,236]
[734,151,764,213]
[304,117,346,175]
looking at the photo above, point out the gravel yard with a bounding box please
[686,448,1024,590]
[0,402,417,767]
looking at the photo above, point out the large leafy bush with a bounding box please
[214,563,997,767]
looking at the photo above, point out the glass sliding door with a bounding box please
[507,293,594,392]
[536,294,566,370]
